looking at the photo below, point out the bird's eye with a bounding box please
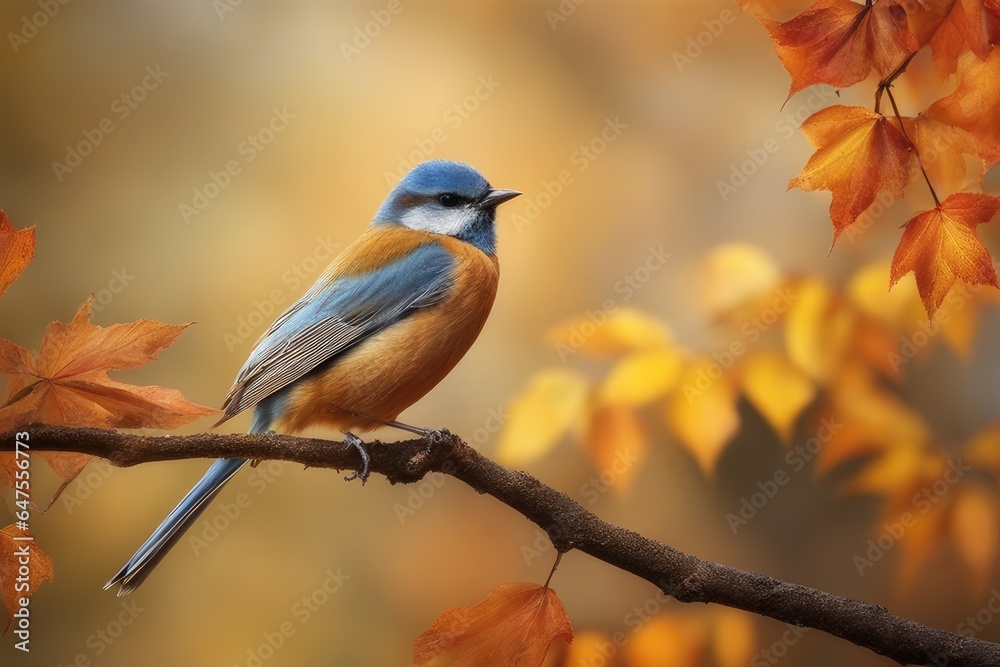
[438,193,460,208]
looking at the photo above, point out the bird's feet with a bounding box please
[422,428,451,446]
[384,420,451,446]
[343,432,371,484]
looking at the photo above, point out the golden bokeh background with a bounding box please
[2,1,999,665]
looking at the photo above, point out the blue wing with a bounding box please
[219,240,455,421]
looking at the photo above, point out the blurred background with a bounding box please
[2,0,1000,665]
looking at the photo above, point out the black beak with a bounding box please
[478,188,521,208]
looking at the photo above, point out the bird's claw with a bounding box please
[424,428,451,447]
[343,432,371,484]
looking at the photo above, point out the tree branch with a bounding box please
[2,424,996,666]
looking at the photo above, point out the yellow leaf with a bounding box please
[950,484,999,591]
[699,243,781,315]
[496,369,590,465]
[740,350,815,443]
[964,424,1000,476]
[817,365,930,475]
[597,347,683,406]
[710,608,757,667]
[839,444,936,496]
[785,279,855,382]
[545,307,673,359]
[665,362,740,478]
[896,496,948,587]
[585,404,645,493]
[560,632,614,666]
[937,296,981,359]
[848,260,924,331]
[625,616,706,667]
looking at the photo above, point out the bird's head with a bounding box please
[373,160,520,255]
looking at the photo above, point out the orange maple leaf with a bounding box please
[790,105,913,239]
[761,0,919,101]
[890,192,1000,316]
[892,115,982,193]
[922,0,1000,74]
[0,297,217,501]
[0,212,35,300]
[925,49,1000,169]
[413,582,573,667]
[0,524,53,628]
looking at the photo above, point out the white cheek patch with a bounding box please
[400,206,476,237]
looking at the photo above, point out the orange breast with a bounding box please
[274,232,499,434]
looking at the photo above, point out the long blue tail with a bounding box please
[104,457,248,596]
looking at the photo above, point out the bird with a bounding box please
[105,159,520,595]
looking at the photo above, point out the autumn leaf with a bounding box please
[413,583,572,667]
[0,212,35,300]
[964,424,1000,477]
[740,350,816,442]
[585,404,645,492]
[0,298,217,502]
[917,0,1000,75]
[624,616,706,667]
[925,49,1000,169]
[709,608,758,667]
[902,0,957,50]
[950,483,1000,591]
[894,116,982,193]
[560,632,617,667]
[665,361,740,477]
[496,369,590,465]
[0,525,53,627]
[0,296,217,432]
[890,192,999,317]
[545,307,673,360]
[761,0,919,101]
[817,364,930,475]
[784,279,856,382]
[790,106,913,239]
[699,244,781,314]
[596,347,682,407]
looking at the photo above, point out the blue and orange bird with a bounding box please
[105,159,520,595]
